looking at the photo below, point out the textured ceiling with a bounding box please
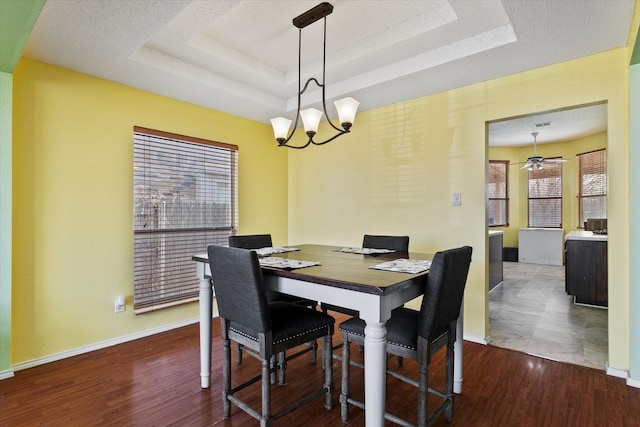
[488,103,608,147]
[22,0,634,143]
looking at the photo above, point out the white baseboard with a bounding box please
[606,364,629,379]
[463,334,488,345]
[11,317,200,373]
[0,369,15,380]
[627,376,640,388]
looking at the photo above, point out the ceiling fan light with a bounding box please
[300,108,323,134]
[270,117,292,141]
[527,164,534,171]
[334,97,360,128]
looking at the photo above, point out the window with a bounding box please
[577,149,606,227]
[528,159,562,228]
[133,127,238,313]
[488,161,509,226]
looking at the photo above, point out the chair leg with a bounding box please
[310,339,318,364]
[270,355,277,385]
[261,356,273,427]
[308,304,318,365]
[417,362,428,427]
[323,335,333,410]
[236,342,243,364]
[445,338,455,422]
[340,337,351,422]
[278,351,287,385]
[222,337,232,418]
[320,305,330,367]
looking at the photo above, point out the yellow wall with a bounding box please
[288,49,630,369]
[489,131,607,247]
[9,49,633,372]
[11,58,287,364]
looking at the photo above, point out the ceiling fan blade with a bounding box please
[542,158,568,164]
[511,159,535,165]
[520,163,532,169]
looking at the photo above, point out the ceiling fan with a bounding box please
[517,132,568,171]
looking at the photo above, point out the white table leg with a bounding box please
[363,321,387,427]
[198,263,212,388]
[453,301,464,394]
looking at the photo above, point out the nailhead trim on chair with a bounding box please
[338,327,448,351]
[231,325,330,345]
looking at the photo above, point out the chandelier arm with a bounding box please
[298,24,304,129]
[300,77,322,93]
[276,28,305,147]
[322,83,345,133]
[310,129,349,146]
[320,15,343,133]
[281,138,314,149]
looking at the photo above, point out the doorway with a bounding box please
[486,102,609,370]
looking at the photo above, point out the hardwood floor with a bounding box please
[2,314,639,427]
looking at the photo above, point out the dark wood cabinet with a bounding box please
[565,239,607,307]
[489,232,503,291]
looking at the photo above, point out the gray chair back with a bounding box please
[362,234,409,252]
[208,245,271,334]
[418,246,472,341]
[228,234,272,250]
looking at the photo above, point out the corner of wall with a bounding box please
[0,71,13,373]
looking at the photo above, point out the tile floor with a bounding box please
[488,261,608,370]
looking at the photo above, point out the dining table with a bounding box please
[192,244,464,427]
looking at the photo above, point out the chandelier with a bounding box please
[270,2,360,149]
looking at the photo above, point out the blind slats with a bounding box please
[528,159,562,228]
[488,161,508,227]
[578,149,606,226]
[133,129,238,312]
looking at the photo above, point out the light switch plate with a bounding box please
[115,296,125,313]
[452,192,462,206]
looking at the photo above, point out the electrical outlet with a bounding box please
[114,296,125,313]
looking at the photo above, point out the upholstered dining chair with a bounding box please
[339,246,472,427]
[229,234,318,302]
[362,234,410,253]
[228,234,273,251]
[228,234,319,378]
[208,245,335,427]
[228,234,317,307]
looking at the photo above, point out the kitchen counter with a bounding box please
[565,230,608,242]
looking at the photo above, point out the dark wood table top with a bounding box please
[262,244,431,295]
[195,244,431,296]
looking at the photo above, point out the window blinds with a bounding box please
[528,160,562,228]
[488,161,508,226]
[133,127,238,313]
[578,149,606,226]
